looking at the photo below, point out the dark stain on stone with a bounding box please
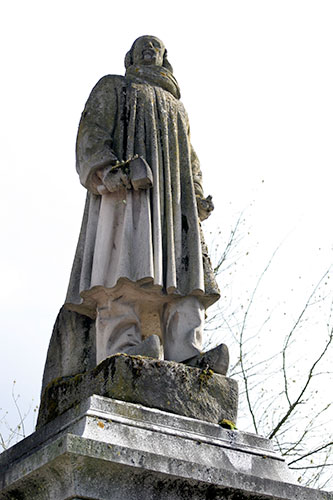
[182,255,189,271]
[182,214,189,233]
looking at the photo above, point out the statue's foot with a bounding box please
[125,334,163,359]
[183,344,229,375]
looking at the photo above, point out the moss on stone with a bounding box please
[198,367,214,389]
[37,354,238,428]
[219,419,237,430]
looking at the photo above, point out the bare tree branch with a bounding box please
[290,464,333,470]
[282,269,331,407]
[239,245,282,434]
[213,212,245,276]
[269,327,333,440]
[288,441,333,467]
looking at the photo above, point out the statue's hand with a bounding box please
[96,184,109,195]
[97,164,131,193]
[197,195,214,221]
[96,157,153,194]
[128,157,153,190]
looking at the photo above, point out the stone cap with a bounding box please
[1,395,332,500]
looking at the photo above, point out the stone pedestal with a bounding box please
[1,394,331,499]
[37,354,239,428]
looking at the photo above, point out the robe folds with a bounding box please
[65,74,220,319]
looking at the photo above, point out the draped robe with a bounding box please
[65,73,219,318]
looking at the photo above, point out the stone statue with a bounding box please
[62,35,228,372]
[36,37,236,431]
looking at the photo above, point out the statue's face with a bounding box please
[132,36,165,66]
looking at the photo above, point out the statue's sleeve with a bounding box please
[184,110,204,199]
[190,145,204,199]
[187,119,213,221]
[76,75,120,194]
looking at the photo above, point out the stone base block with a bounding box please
[1,395,332,499]
[37,354,238,428]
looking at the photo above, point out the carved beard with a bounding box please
[125,64,181,100]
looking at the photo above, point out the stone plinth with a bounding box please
[37,354,238,428]
[1,395,332,500]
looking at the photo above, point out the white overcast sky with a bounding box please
[0,1,332,440]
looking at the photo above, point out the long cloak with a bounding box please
[65,74,219,318]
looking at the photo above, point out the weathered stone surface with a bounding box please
[1,396,332,500]
[40,307,95,395]
[126,333,163,358]
[37,354,238,429]
[185,343,229,375]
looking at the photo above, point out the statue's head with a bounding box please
[125,35,173,73]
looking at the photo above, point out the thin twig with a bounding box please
[282,269,331,407]
[239,245,282,433]
[11,383,25,439]
[288,441,333,466]
[269,327,333,439]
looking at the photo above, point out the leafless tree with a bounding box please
[205,215,333,490]
[0,381,37,451]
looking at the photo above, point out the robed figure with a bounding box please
[64,36,224,369]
